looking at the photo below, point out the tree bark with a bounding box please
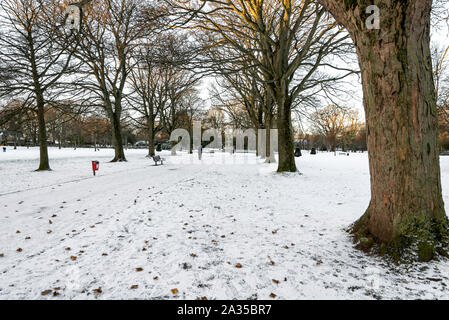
[147,117,155,157]
[189,126,194,154]
[36,93,50,171]
[277,98,296,172]
[110,112,126,162]
[319,0,448,259]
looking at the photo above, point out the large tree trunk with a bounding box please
[147,117,155,157]
[110,112,126,162]
[276,98,296,172]
[320,0,448,260]
[36,93,50,171]
[189,125,194,154]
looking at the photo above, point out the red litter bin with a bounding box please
[91,160,99,176]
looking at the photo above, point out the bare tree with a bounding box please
[0,0,79,170]
[310,105,350,152]
[319,0,448,261]
[160,70,202,155]
[128,44,166,157]
[73,0,147,162]
[128,32,198,156]
[166,0,355,172]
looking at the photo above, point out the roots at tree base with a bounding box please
[36,167,52,171]
[351,209,449,263]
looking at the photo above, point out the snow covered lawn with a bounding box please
[1,147,449,299]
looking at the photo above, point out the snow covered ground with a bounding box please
[0,147,449,300]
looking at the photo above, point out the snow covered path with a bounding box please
[1,147,449,299]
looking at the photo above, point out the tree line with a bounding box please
[0,0,205,168]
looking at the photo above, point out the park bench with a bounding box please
[146,154,165,166]
[152,155,164,166]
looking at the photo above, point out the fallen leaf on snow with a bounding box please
[235,263,243,268]
[130,285,138,289]
[17,248,23,252]
[426,277,443,282]
[70,256,77,261]
[93,287,102,294]
[171,288,179,294]
[41,290,52,296]
[136,267,143,272]
[269,293,277,298]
